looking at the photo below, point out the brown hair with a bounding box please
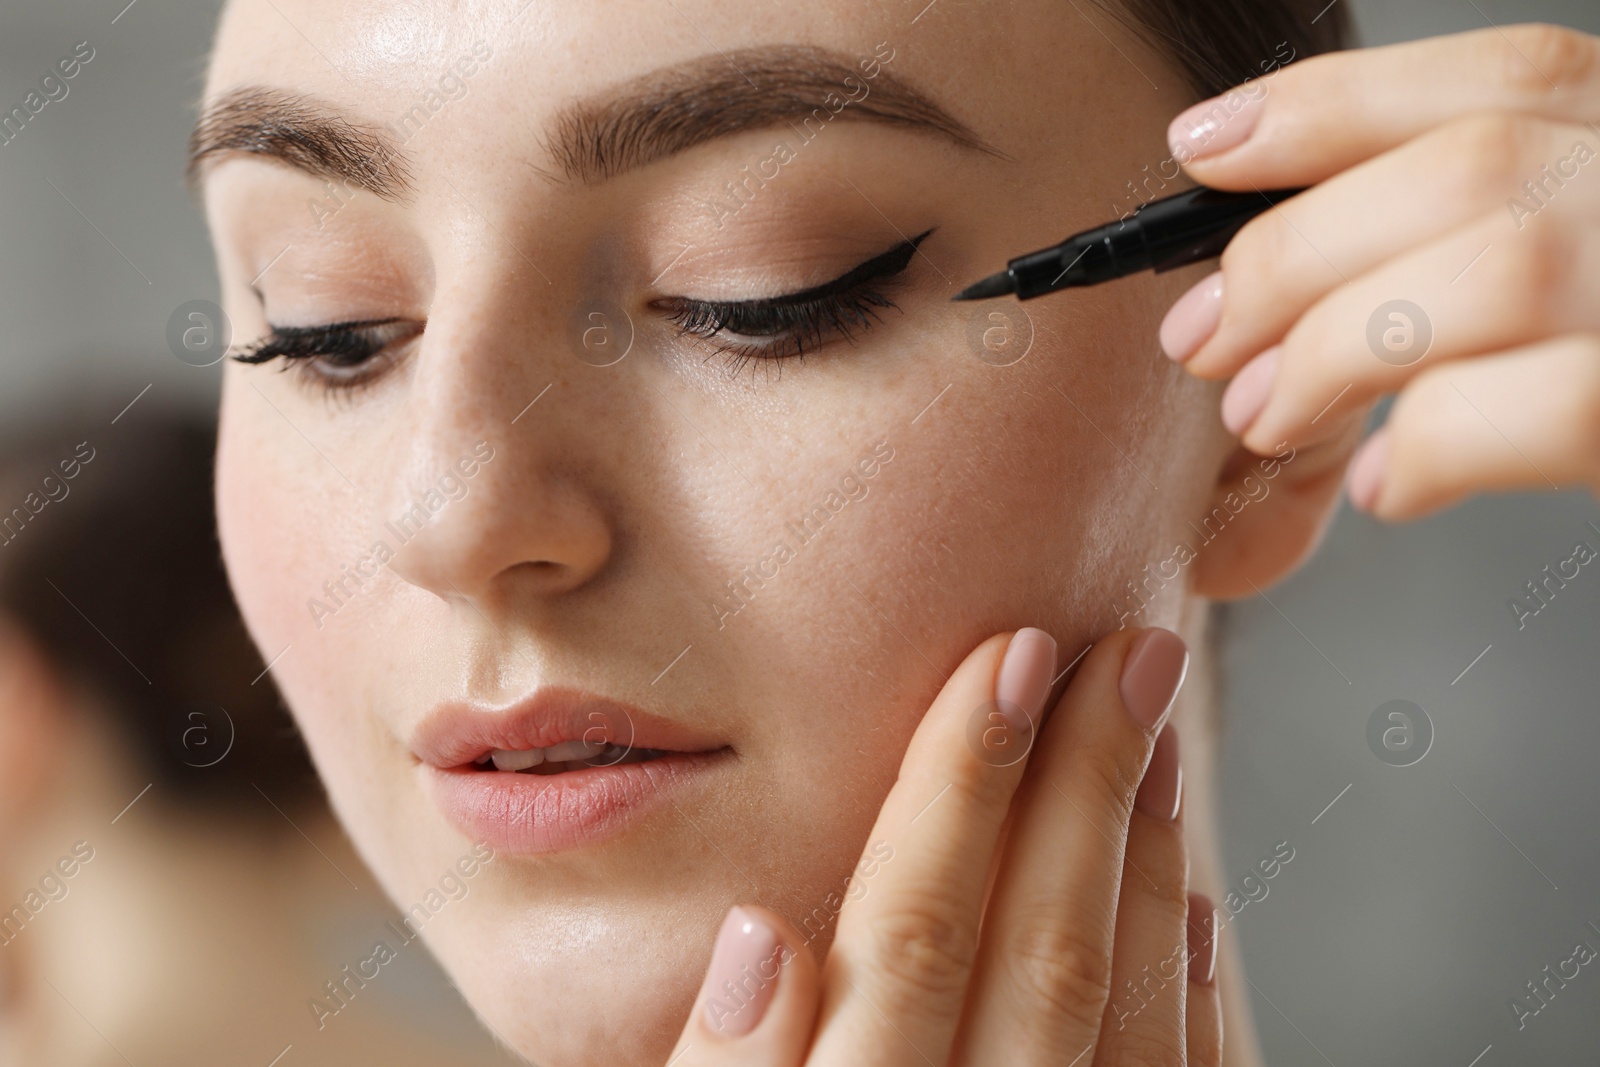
[0,408,318,812]
[1101,0,1354,97]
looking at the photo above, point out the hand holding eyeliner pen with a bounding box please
[951,186,1302,302]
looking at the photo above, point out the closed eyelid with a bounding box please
[233,317,418,364]
[753,228,932,303]
[656,228,934,310]
[650,230,929,367]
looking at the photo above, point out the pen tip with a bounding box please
[951,272,1014,302]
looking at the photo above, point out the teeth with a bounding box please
[490,748,544,772]
[544,739,608,762]
[486,739,611,771]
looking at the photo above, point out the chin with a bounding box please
[435,903,722,1065]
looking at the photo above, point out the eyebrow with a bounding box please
[186,85,412,199]
[545,45,1002,182]
[186,45,1001,195]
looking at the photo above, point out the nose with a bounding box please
[381,319,615,610]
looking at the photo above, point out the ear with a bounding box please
[1190,420,1364,599]
[0,615,68,829]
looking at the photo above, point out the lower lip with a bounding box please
[423,752,727,855]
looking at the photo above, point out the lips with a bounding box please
[412,687,730,854]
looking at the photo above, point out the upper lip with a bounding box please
[411,687,725,768]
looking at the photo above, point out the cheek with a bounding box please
[685,296,1200,929]
[747,289,1208,753]
[216,388,313,654]
[215,380,412,870]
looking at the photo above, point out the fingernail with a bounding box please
[1159,271,1224,363]
[996,627,1058,732]
[1134,723,1182,821]
[704,906,782,1037]
[1119,628,1188,729]
[1168,89,1265,162]
[1220,346,1279,436]
[1347,427,1388,513]
[1186,893,1218,986]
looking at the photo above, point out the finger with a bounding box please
[672,905,820,1067]
[1346,334,1600,520]
[1183,894,1222,1067]
[1092,725,1189,1067]
[1167,115,1600,375]
[951,627,1190,1064]
[1223,208,1600,456]
[1167,25,1600,189]
[810,628,1059,1066]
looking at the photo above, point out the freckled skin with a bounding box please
[204,0,1235,1061]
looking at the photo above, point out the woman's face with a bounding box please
[204,0,1227,1059]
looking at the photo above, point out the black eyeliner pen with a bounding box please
[951,186,1303,302]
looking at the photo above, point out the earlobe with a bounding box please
[1189,430,1357,599]
[0,616,68,831]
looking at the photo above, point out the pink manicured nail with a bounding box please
[1186,893,1218,986]
[1119,628,1189,730]
[703,907,782,1037]
[996,627,1058,732]
[1220,347,1279,436]
[1134,723,1183,822]
[1160,271,1224,363]
[1347,428,1389,512]
[1168,89,1265,162]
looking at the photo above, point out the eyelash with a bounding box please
[234,318,421,396]
[654,229,931,375]
[231,228,931,392]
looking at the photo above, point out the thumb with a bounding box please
[668,905,820,1067]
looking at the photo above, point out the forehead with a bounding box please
[210,1,902,104]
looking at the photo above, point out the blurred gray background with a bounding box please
[1,1,1597,1064]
